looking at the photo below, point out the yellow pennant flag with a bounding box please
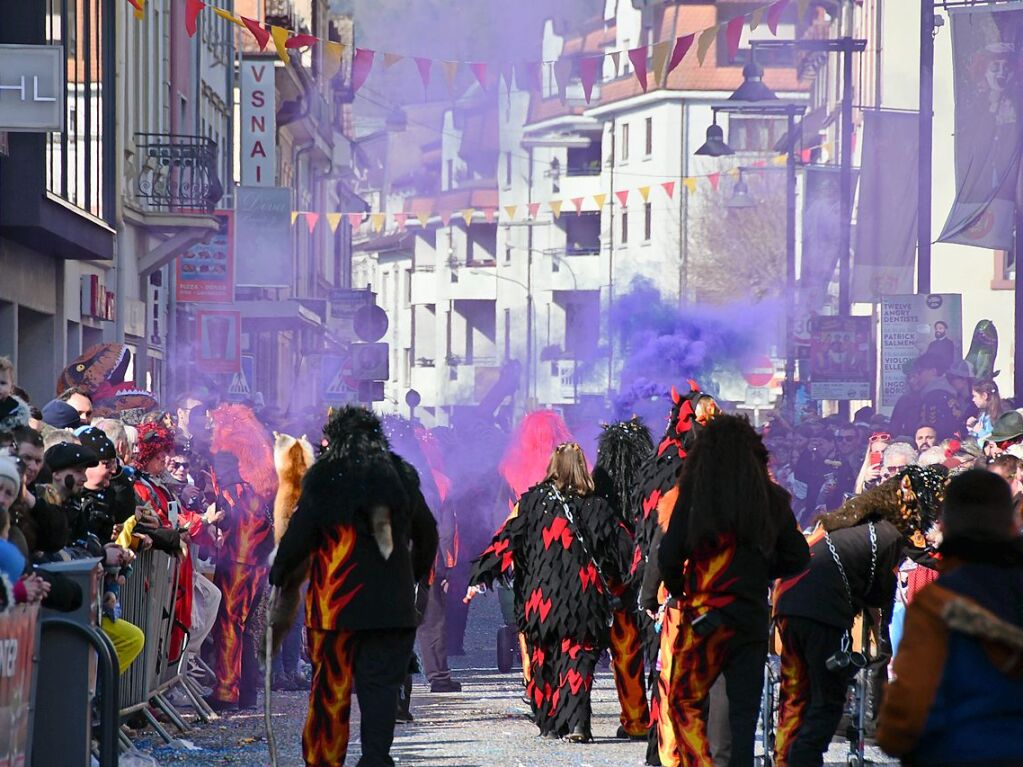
[683,177,698,193]
[323,41,345,82]
[549,200,563,219]
[651,41,671,86]
[213,7,242,26]
[132,0,145,21]
[290,211,299,225]
[461,208,475,226]
[371,213,386,232]
[504,205,518,221]
[772,154,788,166]
[441,61,459,93]
[592,193,607,210]
[326,212,342,233]
[383,53,403,69]
[727,167,741,178]
[697,26,718,66]
[638,186,651,202]
[416,212,432,228]
[270,26,290,63]
[749,7,765,31]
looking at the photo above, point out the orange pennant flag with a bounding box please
[749,6,766,31]
[593,193,607,210]
[697,26,718,66]
[383,53,403,69]
[638,186,651,202]
[212,7,242,26]
[549,200,563,219]
[772,154,788,166]
[416,212,432,228]
[441,61,460,94]
[651,41,671,86]
[371,213,386,232]
[504,205,518,221]
[323,41,345,81]
[305,212,320,233]
[270,26,290,63]
[461,208,475,226]
[326,213,342,233]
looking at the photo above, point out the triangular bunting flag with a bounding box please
[571,197,584,214]
[127,0,143,21]
[348,212,364,228]
[549,200,563,219]
[726,16,745,62]
[797,0,812,21]
[470,62,488,90]
[286,33,318,49]
[661,181,676,199]
[461,208,475,226]
[615,190,629,207]
[579,57,600,103]
[697,26,718,66]
[752,159,767,168]
[416,212,432,228]
[628,46,648,92]
[371,213,386,232]
[708,173,721,191]
[440,211,452,227]
[383,53,403,69]
[212,8,241,26]
[484,208,495,224]
[727,167,741,178]
[305,212,320,233]
[323,41,345,81]
[290,211,299,225]
[504,205,518,220]
[768,0,789,35]
[683,177,698,193]
[414,58,432,92]
[801,147,813,163]
[441,61,460,95]
[772,154,788,166]
[527,202,541,219]
[185,0,205,37]
[352,49,375,93]
[499,63,514,92]
[516,61,541,92]
[270,26,290,63]
[638,186,650,202]
[668,33,695,76]
[610,51,621,77]
[750,7,766,32]
[553,58,574,100]
[593,193,607,210]
[652,41,671,86]
[326,213,342,233]
[241,17,270,51]
[394,212,408,231]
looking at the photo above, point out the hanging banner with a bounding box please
[234,186,292,288]
[240,57,277,186]
[880,294,963,408]
[808,315,873,401]
[853,110,918,302]
[0,604,39,766]
[938,5,1023,250]
[196,310,242,374]
[176,211,233,303]
[800,165,857,314]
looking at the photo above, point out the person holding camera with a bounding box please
[466,442,630,742]
[657,415,810,767]
[772,466,946,767]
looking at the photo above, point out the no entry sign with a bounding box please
[742,355,774,388]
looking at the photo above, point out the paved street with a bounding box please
[135,595,895,766]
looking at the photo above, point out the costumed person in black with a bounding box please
[466,442,630,742]
[657,414,810,767]
[592,417,653,740]
[269,406,438,767]
[772,465,946,767]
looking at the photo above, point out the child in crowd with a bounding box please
[0,357,30,434]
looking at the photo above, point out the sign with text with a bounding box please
[0,45,63,132]
[240,57,276,186]
[880,294,963,408]
[196,310,241,374]
[234,186,292,288]
[809,315,873,401]
[176,211,233,303]
[0,604,39,766]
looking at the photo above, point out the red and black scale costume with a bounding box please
[469,481,630,738]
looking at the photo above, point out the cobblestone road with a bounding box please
[135,596,896,766]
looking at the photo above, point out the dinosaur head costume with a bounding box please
[57,343,157,421]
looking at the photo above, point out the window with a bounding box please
[728,115,789,153]
[446,159,454,189]
[621,211,629,245]
[993,249,1016,290]
[644,203,652,241]
[467,223,497,264]
[562,213,600,255]
[567,137,602,176]
[645,117,653,156]
[621,124,630,163]
[405,268,412,306]
[505,152,513,187]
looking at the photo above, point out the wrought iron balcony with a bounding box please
[132,134,223,214]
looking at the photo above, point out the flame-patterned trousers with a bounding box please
[526,636,599,737]
[609,608,650,737]
[211,561,266,704]
[303,626,416,767]
[774,616,849,767]
[666,611,767,767]
[648,603,682,766]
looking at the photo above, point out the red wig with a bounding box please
[209,403,278,500]
[499,410,575,499]
[134,422,176,469]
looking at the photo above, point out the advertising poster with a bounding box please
[234,186,292,288]
[196,310,241,374]
[176,211,233,303]
[808,316,873,401]
[880,294,963,408]
[0,604,39,765]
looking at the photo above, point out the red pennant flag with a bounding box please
[347,212,363,228]
[708,173,721,191]
[579,57,600,104]
[185,0,205,37]
[615,190,629,207]
[240,17,269,50]
[286,33,318,49]
[414,58,432,92]
[352,49,375,93]
[516,61,542,92]
[801,147,813,163]
[752,159,767,168]
[571,197,584,214]
[126,0,143,15]
[628,46,648,92]
[484,208,495,224]
[305,212,320,233]
[668,33,695,75]
[394,212,408,231]
[661,181,676,199]
[440,211,452,227]
[527,202,541,219]
[471,62,488,90]
[768,0,790,35]
[725,16,745,62]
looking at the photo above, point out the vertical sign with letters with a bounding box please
[240,57,276,186]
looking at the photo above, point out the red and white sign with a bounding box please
[742,355,775,388]
[240,57,276,186]
[196,310,241,374]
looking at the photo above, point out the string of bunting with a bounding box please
[130,0,813,102]
[286,150,831,234]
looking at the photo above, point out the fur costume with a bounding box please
[0,395,29,433]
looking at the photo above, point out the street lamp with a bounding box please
[695,116,734,157]
[725,169,757,209]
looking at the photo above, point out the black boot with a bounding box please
[395,673,414,723]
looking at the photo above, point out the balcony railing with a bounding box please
[133,134,223,214]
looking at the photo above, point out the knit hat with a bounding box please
[0,456,20,493]
[75,426,116,462]
[42,399,81,429]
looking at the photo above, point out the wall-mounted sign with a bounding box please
[240,57,276,186]
[0,45,64,132]
[80,275,115,322]
[176,211,234,303]
[196,310,241,374]
[234,185,292,288]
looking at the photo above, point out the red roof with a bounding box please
[405,186,499,215]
